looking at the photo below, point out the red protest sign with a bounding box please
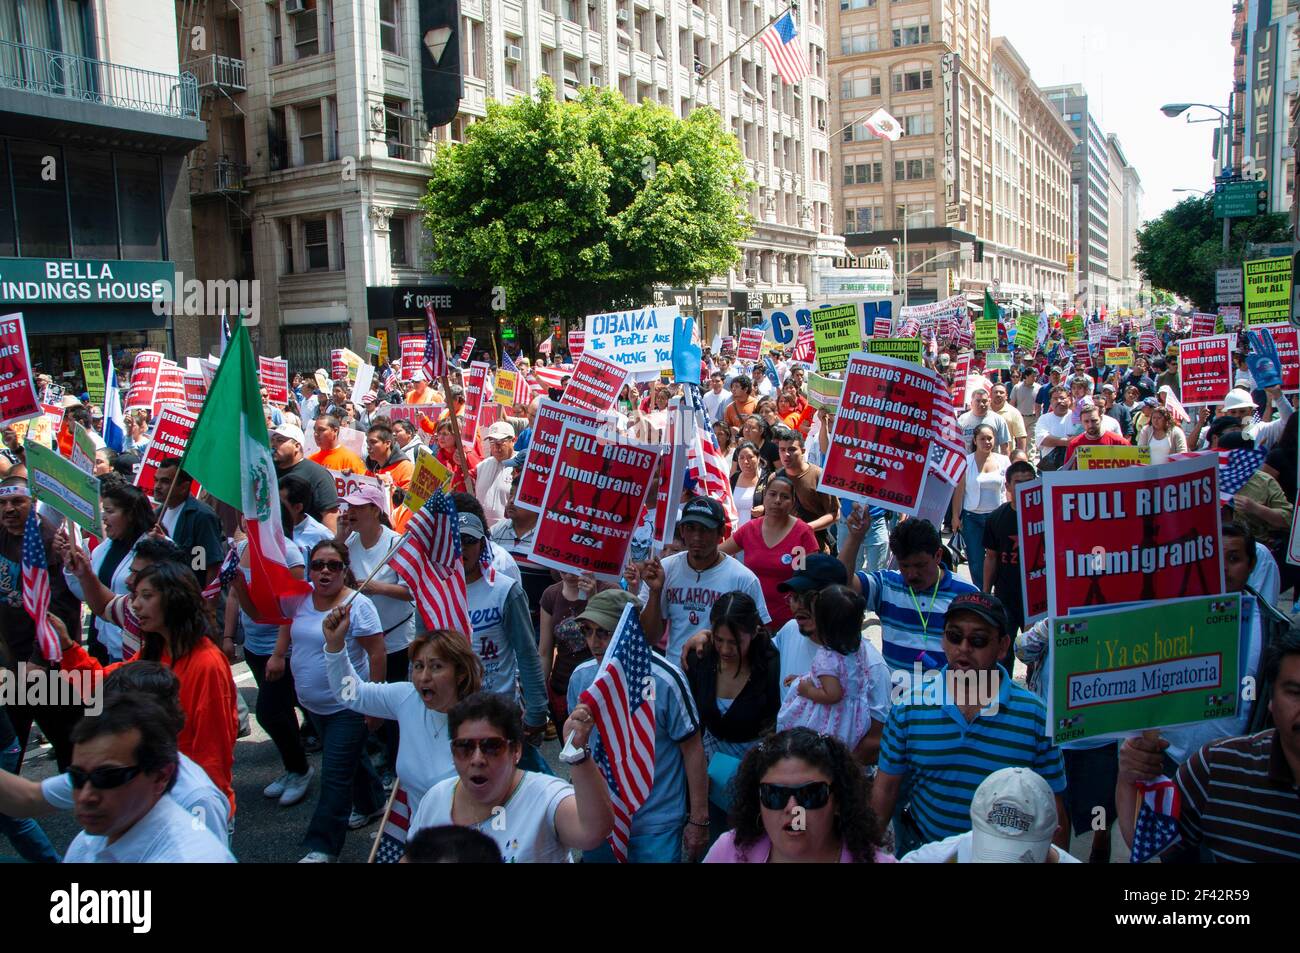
[399,335,424,381]
[0,312,41,427]
[1177,334,1233,406]
[528,421,656,582]
[817,353,936,516]
[567,330,585,359]
[1071,340,1091,370]
[458,337,476,363]
[258,356,290,404]
[737,327,764,362]
[152,360,186,416]
[125,351,163,411]
[1041,454,1223,618]
[720,335,735,354]
[560,353,629,414]
[514,398,616,513]
[1015,479,1047,626]
[1190,312,1218,338]
[462,361,490,447]
[1260,323,1300,392]
[329,469,392,517]
[135,406,199,495]
[385,404,444,429]
[182,373,206,414]
[330,349,347,381]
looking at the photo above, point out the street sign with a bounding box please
[1214,180,1268,218]
[1216,267,1243,304]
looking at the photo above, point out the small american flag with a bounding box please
[1221,447,1268,501]
[793,327,815,363]
[422,304,449,382]
[201,543,241,600]
[372,783,412,864]
[533,364,571,393]
[379,363,398,391]
[390,490,472,638]
[500,352,532,408]
[21,509,61,663]
[579,603,657,864]
[927,379,967,487]
[758,11,809,85]
[1130,776,1181,864]
[684,385,739,532]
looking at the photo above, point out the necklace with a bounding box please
[907,571,942,636]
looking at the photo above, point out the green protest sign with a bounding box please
[812,303,862,374]
[985,352,1012,370]
[1243,255,1291,326]
[974,319,998,350]
[79,349,105,405]
[25,440,102,535]
[1061,315,1084,344]
[865,337,923,364]
[1048,594,1242,745]
[1154,316,1169,332]
[365,335,382,356]
[806,371,843,410]
[1016,312,1039,346]
[70,422,98,475]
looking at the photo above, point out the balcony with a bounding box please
[182,54,247,95]
[189,156,250,195]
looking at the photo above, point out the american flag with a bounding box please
[201,543,241,600]
[379,363,398,391]
[683,385,739,532]
[422,304,449,383]
[1130,775,1181,864]
[1171,448,1267,503]
[578,603,656,864]
[927,378,967,486]
[21,509,61,663]
[390,490,472,638]
[500,352,533,408]
[532,364,571,394]
[793,327,815,363]
[371,783,412,864]
[758,11,809,85]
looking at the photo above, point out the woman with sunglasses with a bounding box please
[267,539,387,863]
[408,692,613,863]
[704,727,893,863]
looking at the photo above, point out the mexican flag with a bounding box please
[983,289,999,324]
[181,322,309,623]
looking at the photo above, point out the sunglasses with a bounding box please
[944,630,992,649]
[310,559,345,572]
[758,781,831,811]
[450,737,511,758]
[68,764,142,791]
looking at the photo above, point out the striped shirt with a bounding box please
[857,568,979,671]
[1172,730,1300,863]
[879,664,1067,843]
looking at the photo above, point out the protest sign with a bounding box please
[350,363,375,406]
[528,421,656,582]
[0,313,40,427]
[1047,594,1242,745]
[493,368,517,407]
[1256,323,1299,391]
[806,371,843,410]
[1015,480,1047,626]
[811,303,863,373]
[583,305,676,381]
[70,422,97,475]
[985,353,1012,370]
[872,314,894,337]
[124,350,163,411]
[1190,312,1218,338]
[865,337,923,364]
[1041,454,1223,619]
[365,335,382,357]
[1243,255,1291,326]
[182,373,206,414]
[399,335,424,380]
[135,406,198,496]
[80,349,105,405]
[1076,446,1150,470]
[462,361,490,446]
[25,441,101,535]
[152,360,186,416]
[376,329,390,363]
[761,297,901,349]
[973,320,998,351]
[1071,339,1092,370]
[384,404,443,429]
[818,353,936,516]
[567,330,585,359]
[339,348,365,383]
[330,469,392,517]
[515,399,617,512]
[737,327,764,362]
[1218,305,1242,331]
[560,353,628,413]
[331,348,347,381]
[402,448,453,512]
[1061,314,1084,344]
[1177,334,1233,406]
[458,337,476,363]
[258,356,290,404]
[22,412,54,448]
[1017,312,1040,346]
[1103,348,1133,367]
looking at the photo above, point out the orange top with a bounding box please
[390,505,413,534]
[370,457,414,490]
[310,446,367,473]
[60,638,238,816]
[405,384,437,404]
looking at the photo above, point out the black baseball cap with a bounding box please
[777,553,848,593]
[946,592,1009,637]
[679,496,725,530]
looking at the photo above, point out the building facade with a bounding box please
[1234,0,1298,215]
[179,0,840,371]
[829,0,1072,309]
[0,0,205,374]
[1105,134,1143,311]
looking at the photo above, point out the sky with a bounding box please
[989,0,1235,226]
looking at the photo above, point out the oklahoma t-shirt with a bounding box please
[410,770,575,863]
[658,552,769,663]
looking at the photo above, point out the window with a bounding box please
[68,150,117,258]
[893,156,934,181]
[10,140,69,258]
[843,205,881,232]
[891,63,932,93]
[902,111,933,136]
[292,1,319,59]
[379,0,400,54]
[270,2,284,65]
[385,99,413,158]
[504,34,522,90]
[892,17,931,48]
[298,103,323,165]
[303,218,329,270]
[464,17,485,79]
[839,72,881,99]
[839,25,878,55]
[281,221,294,274]
[390,214,408,265]
[115,153,164,260]
[269,107,288,170]
[839,0,875,8]
[843,160,883,185]
[895,202,935,228]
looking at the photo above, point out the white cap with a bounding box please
[271,422,306,446]
[1221,388,1257,412]
[483,421,515,440]
[968,767,1058,863]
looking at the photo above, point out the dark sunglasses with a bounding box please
[68,764,142,791]
[758,781,831,811]
[310,559,345,572]
[944,630,992,649]
[450,737,511,758]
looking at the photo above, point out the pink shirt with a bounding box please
[731,517,818,631]
[703,829,896,864]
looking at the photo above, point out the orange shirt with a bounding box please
[370,456,414,490]
[405,384,437,405]
[310,446,367,473]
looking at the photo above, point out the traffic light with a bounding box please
[1257,188,1269,214]
[974,241,985,263]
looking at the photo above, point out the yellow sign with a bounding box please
[1104,347,1133,367]
[403,448,452,511]
[376,329,390,364]
[1076,446,1150,470]
[339,348,366,383]
[494,369,517,406]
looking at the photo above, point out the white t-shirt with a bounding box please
[345,527,415,654]
[1099,414,1122,437]
[289,592,383,715]
[474,456,514,525]
[1033,410,1078,452]
[658,551,769,662]
[702,388,731,424]
[410,770,575,863]
[962,453,1010,514]
[900,830,1081,863]
[734,482,757,526]
[63,794,235,863]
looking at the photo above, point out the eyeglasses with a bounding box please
[309,559,345,572]
[758,781,831,811]
[68,764,143,791]
[944,630,992,649]
[450,737,511,758]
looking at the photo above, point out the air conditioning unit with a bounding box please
[285,0,306,14]
[504,44,523,63]
[616,10,630,23]
[817,119,827,131]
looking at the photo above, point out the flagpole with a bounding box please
[342,539,403,610]
[367,781,401,864]
[695,2,797,86]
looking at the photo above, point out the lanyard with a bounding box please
[907,572,942,636]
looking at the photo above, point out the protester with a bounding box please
[271,423,341,531]
[1064,403,1128,465]
[720,475,816,631]
[723,375,758,432]
[390,419,423,462]
[537,571,608,731]
[739,414,780,470]
[989,383,1028,454]
[488,481,551,631]
[309,415,367,473]
[1135,403,1186,464]
[474,421,516,525]
[280,473,334,565]
[432,418,481,493]
[729,441,767,526]
[152,458,225,589]
[950,424,1011,590]
[959,388,1012,455]
[981,460,1037,637]
[712,421,735,474]
[364,423,414,494]
[702,371,731,423]
[773,428,838,551]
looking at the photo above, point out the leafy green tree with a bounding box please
[420,79,754,321]
[1134,195,1292,311]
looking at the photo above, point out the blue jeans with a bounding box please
[838,513,892,573]
[1,739,58,863]
[960,510,990,591]
[303,709,383,857]
[583,824,683,863]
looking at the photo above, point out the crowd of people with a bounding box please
[1,305,1298,865]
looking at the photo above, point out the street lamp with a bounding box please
[1161,103,1235,255]
[1172,187,1213,197]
